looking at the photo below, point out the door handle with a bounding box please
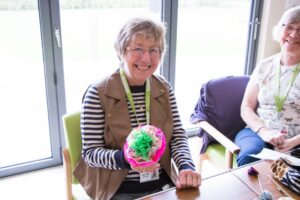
[55,27,62,48]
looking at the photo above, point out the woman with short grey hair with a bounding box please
[73,16,201,200]
[273,6,300,41]
[234,6,300,166]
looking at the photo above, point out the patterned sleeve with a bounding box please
[81,85,130,170]
[167,84,196,171]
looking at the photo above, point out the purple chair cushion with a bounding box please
[190,75,250,153]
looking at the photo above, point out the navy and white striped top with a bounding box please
[81,81,195,185]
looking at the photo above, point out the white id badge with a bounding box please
[269,121,289,135]
[139,168,159,183]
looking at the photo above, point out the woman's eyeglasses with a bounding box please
[126,46,161,58]
[282,24,300,35]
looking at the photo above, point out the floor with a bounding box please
[0,165,66,200]
[0,136,223,200]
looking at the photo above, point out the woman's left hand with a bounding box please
[274,137,299,153]
[175,169,201,189]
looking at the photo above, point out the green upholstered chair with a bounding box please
[62,111,91,200]
[190,76,250,171]
[205,144,238,168]
[196,122,239,170]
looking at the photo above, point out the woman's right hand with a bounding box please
[176,169,201,189]
[258,128,286,147]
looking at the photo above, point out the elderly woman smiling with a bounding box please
[234,6,300,166]
[73,17,201,200]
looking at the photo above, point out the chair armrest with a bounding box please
[196,121,240,154]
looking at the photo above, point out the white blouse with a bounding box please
[251,53,300,138]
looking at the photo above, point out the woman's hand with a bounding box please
[275,136,299,153]
[175,169,201,189]
[258,128,286,147]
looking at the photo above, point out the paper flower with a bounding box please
[124,125,166,168]
[248,166,259,176]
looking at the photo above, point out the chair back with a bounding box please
[62,111,82,184]
[190,75,250,153]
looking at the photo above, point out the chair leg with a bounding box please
[62,148,73,200]
[198,153,208,173]
[189,136,203,173]
[225,150,233,169]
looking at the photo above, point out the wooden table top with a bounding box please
[231,160,299,200]
[139,160,299,200]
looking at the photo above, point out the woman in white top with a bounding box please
[234,6,300,166]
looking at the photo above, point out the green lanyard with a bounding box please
[274,58,300,112]
[120,68,150,125]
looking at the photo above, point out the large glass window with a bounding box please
[0,1,57,175]
[60,1,162,112]
[175,0,251,128]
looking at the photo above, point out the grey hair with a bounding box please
[114,17,166,62]
[273,6,300,41]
